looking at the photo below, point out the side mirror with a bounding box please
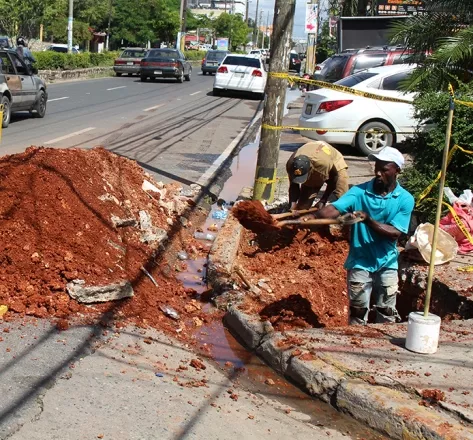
[31,66,38,75]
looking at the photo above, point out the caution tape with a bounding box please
[269,72,413,104]
[417,144,473,204]
[261,123,414,135]
[443,201,473,245]
[457,266,473,272]
[454,99,473,109]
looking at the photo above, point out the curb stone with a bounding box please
[211,206,473,439]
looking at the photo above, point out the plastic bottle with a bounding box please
[194,232,216,241]
[212,209,228,220]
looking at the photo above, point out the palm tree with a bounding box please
[389,1,473,90]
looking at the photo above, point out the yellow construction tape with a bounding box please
[269,72,413,104]
[262,123,413,135]
[0,305,7,317]
[457,266,473,272]
[417,144,473,204]
[454,99,473,109]
[443,201,473,245]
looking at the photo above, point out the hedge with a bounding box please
[32,51,120,70]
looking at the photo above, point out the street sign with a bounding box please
[377,0,426,15]
[305,3,319,34]
[217,38,229,50]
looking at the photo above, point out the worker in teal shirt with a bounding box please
[306,146,414,325]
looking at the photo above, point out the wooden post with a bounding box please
[253,0,296,202]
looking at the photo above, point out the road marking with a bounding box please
[143,103,165,112]
[48,97,69,102]
[107,86,127,91]
[44,127,96,145]
[196,108,263,187]
[190,91,202,96]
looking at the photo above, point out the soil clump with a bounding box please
[0,146,220,341]
[232,200,279,233]
[235,228,350,330]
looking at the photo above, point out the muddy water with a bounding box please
[175,138,387,439]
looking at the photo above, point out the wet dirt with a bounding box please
[232,200,279,233]
[235,227,350,330]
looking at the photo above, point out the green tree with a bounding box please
[214,13,249,50]
[316,21,336,63]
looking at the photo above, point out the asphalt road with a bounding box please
[1,73,262,191]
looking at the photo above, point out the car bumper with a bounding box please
[114,66,141,74]
[298,115,355,145]
[141,67,181,78]
[214,77,266,94]
[202,65,219,73]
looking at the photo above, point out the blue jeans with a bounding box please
[347,269,400,325]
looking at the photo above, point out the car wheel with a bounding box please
[116,72,122,77]
[34,90,47,118]
[140,76,147,82]
[203,71,206,75]
[177,71,184,83]
[1,95,11,128]
[213,88,221,96]
[185,69,191,81]
[356,121,394,156]
[128,73,133,77]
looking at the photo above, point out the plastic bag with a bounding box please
[406,223,458,265]
[440,201,473,254]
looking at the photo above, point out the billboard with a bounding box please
[377,0,426,15]
[216,38,229,51]
[305,3,319,34]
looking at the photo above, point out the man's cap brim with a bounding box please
[291,173,309,184]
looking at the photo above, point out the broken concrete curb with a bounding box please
[66,279,134,303]
[224,307,473,439]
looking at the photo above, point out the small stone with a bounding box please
[265,378,275,386]
[424,372,432,377]
[257,280,272,293]
[179,217,189,227]
[31,252,41,263]
[166,218,173,225]
[64,251,73,262]
[66,279,134,303]
[192,317,203,327]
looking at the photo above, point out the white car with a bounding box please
[213,54,266,99]
[299,64,417,155]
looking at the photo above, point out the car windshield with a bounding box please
[51,46,67,53]
[319,55,350,82]
[148,50,179,58]
[223,56,260,68]
[335,72,378,87]
[121,50,145,58]
[206,51,227,61]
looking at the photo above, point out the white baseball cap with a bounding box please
[368,147,405,170]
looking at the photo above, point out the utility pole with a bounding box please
[253,0,259,47]
[67,0,73,53]
[177,0,186,50]
[305,0,319,75]
[253,0,296,202]
[245,0,251,24]
[105,0,112,51]
[256,10,262,48]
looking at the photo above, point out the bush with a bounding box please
[185,50,207,60]
[401,83,473,222]
[32,51,120,70]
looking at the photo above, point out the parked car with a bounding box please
[0,49,48,128]
[202,50,230,75]
[213,54,266,99]
[314,48,414,83]
[299,64,416,155]
[46,44,80,54]
[113,48,147,76]
[140,49,192,82]
[289,53,301,73]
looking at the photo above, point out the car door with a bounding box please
[0,52,23,108]
[179,50,190,74]
[9,52,36,108]
[371,71,416,132]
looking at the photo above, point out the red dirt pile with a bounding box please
[232,200,279,233]
[235,228,350,330]
[0,146,214,339]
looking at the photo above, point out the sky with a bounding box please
[247,0,318,41]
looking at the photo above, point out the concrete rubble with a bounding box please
[66,279,134,303]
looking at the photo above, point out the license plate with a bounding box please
[127,62,133,65]
[209,62,217,65]
[154,70,162,75]
[305,104,313,115]
[234,72,245,78]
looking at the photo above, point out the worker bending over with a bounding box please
[286,141,349,210]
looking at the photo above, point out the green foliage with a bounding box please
[32,51,120,70]
[214,13,249,50]
[400,84,473,221]
[316,21,336,63]
[184,50,207,60]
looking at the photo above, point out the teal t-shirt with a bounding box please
[332,179,414,272]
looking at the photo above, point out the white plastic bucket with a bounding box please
[405,311,441,354]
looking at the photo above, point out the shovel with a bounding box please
[271,207,319,221]
[277,212,364,228]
